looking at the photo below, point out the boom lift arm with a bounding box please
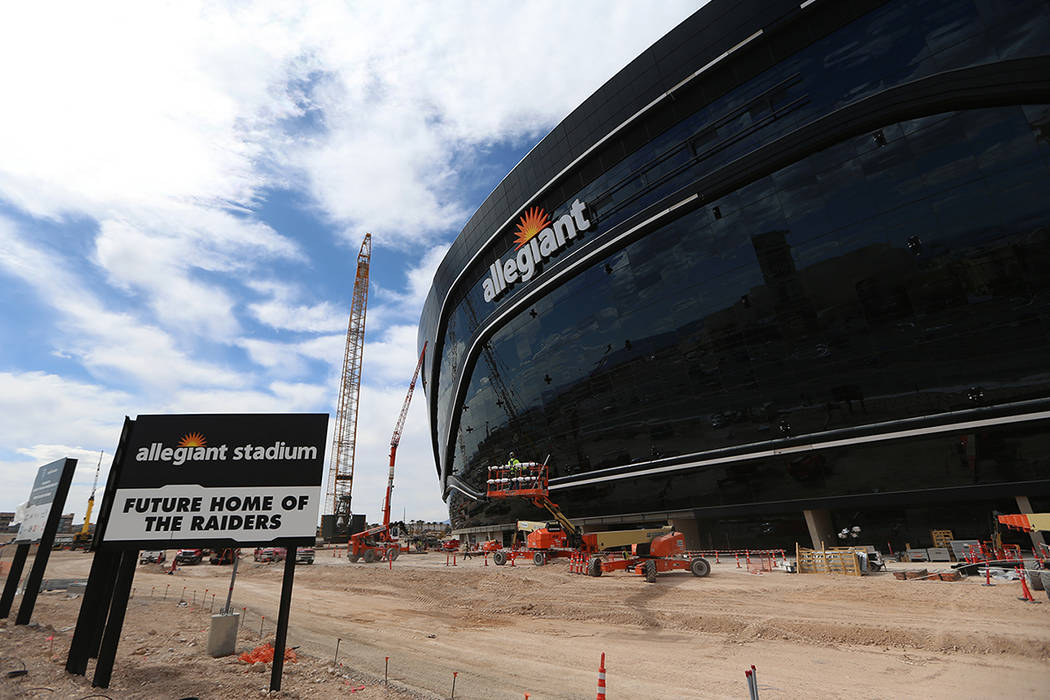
[529,494,583,548]
[382,342,427,529]
[74,451,103,546]
[348,343,426,563]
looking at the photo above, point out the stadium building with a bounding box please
[417,0,1050,552]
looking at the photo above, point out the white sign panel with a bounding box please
[15,460,66,544]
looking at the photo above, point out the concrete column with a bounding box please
[669,516,700,551]
[803,509,835,550]
[1015,496,1047,549]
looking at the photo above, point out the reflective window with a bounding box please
[445,105,1050,516]
[432,0,1050,463]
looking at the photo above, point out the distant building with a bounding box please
[0,512,78,535]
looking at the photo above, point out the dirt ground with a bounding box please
[2,548,1049,699]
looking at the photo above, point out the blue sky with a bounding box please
[0,1,699,525]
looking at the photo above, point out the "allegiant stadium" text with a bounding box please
[134,441,318,466]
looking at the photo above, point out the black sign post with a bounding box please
[67,413,327,690]
[270,552,297,691]
[67,417,132,675]
[0,458,77,623]
[0,545,29,618]
[92,549,138,688]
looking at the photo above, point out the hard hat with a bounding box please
[509,451,515,457]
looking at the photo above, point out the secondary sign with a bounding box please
[15,459,69,544]
[101,413,328,548]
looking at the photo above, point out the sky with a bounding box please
[0,1,700,527]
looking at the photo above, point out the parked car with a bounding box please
[295,547,315,564]
[209,548,240,565]
[139,550,166,564]
[175,548,203,564]
[253,547,287,563]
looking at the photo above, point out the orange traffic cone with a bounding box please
[1018,566,1035,602]
[596,652,606,699]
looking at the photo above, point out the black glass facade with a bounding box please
[419,0,1050,541]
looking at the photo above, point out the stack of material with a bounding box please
[795,543,862,576]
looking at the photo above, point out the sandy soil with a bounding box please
[2,547,1049,699]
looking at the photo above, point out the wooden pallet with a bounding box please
[931,529,954,548]
[795,543,862,576]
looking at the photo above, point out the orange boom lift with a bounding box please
[486,461,711,582]
[349,344,427,563]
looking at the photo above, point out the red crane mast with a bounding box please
[348,343,427,563]
[383,342,427,528]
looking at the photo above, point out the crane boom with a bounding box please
[74,450,103,546]
[326,233,372,532]
[383,343,427,528]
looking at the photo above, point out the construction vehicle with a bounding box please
[406,532,442,552]
[72,451,103,549]
[175,548,204,565]
[485,461,706,581]
[325,234,372,541]
[209,548,239,565]
[586,532,711,582]
[139,550,166,564]
[349,344,427,563]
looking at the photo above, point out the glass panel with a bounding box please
[443,105,1050,523]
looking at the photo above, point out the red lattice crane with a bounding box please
[326,233,371,534]
[383,342,427,529]
[349,343,427,563]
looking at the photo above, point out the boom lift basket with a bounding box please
[486,461,548,499]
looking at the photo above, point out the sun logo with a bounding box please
[513,207,550,250]
[177,432,207,448]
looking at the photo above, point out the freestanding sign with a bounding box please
[0,458,77,623]
[102,414,327,548]
[15,459,70,544]
[66,413,328,691]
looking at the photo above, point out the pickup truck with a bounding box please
[253,547,287,563]
[175,548,203,564]
[295,547,315,564]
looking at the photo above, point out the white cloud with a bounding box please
[235,334,345,379]
[0,1,300,220]
[0,1,702,527]
[0,371,130,523]
[0,217,244,389]
[246,280,346,333]
[363,325,427,387]
[288,1,700,244]
[373,243,451,318]
[164,381,330,415]
[339,381,443,522]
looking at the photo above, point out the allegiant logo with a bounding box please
[482,199,592,303]
[135,433,319,466]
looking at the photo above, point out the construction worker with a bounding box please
[507,452,522,482]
